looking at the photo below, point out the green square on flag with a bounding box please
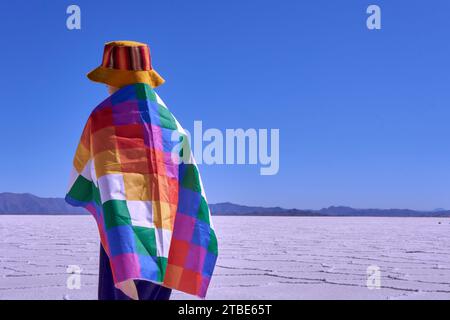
[182,164,202,193]
[158,105,177,130]
[133,226,157,256]
[103,200,132,229]
[135,83,157,101]
[68,175,95,203]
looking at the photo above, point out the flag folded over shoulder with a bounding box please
[65,83,218,299]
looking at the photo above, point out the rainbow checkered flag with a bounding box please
[65,83,218,298]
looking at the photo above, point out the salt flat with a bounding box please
[1,215,450,300]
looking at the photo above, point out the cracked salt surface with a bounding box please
[1,216,449,300]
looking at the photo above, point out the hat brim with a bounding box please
[87,66,165,89]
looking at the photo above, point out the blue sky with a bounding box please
[0,1,449,210]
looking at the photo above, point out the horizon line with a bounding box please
[0,191,447,213]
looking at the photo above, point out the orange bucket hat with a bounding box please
[87,40,165,88]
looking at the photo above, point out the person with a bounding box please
[66,40,218,300]
[94,40,170,300]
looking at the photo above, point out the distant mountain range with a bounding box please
[0,193,86,215]
[1,192,450,217]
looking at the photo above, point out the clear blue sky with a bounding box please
[0,1,449,210]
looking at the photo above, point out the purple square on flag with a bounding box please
[163,151,179,179]
[172,213,196,242]
[185,244,207,273]
[111,253,141,282]
[112,101,142,125]
[142,123,163,150]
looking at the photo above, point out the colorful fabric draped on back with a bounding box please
[65,83,218,298]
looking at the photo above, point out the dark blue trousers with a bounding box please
[98,244,172,300]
